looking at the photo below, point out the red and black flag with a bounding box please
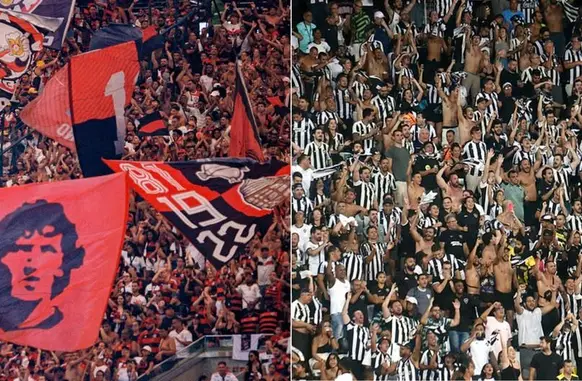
[20,41,140,177]
[0,172,128,351]
[88,24,164,58]
[137,111,168,137]
[105,158,289,268]
[70,41,140,177]
[229,62,265,162]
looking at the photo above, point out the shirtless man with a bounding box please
[436,75,460,142]
[517,157,541,227]
[465,237,481,298]
[542,0,565,57]
[493,234,516,328]
[437,165,464,209]
[536,261,564,297]
[407,155,425,209]
[462,28,483,104]
[457,102,481,145]
[410,214,437,256]
[362,44,390,80]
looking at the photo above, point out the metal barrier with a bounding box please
[137,335,264,380]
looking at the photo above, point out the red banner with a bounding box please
[20,65,74,151]
[0,173,128,350]
[229,62,265,162]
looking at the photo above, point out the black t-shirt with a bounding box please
[395,271,418,300]
[439,229,466,260]
[530,351,562,380]
[349,291,370,324]
[450,293,478,332]
[368,282,389,315]
[413,156,439,190]
[498,94,516,123]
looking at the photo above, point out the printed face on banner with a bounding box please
[0,200,85,331]
[0,13,43,93]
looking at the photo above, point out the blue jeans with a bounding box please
[449,330,469,353]
[331,313,345,340]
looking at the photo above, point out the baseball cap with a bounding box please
[374,11,384,19]
[293,183,303,190]
[502,82,512,88]
[142,346,152,352]
[541,214,554,222]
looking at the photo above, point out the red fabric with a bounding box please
[229,63,265,162]
[0,173,129,351]
[20,65,75,151]
[141,26,157,42]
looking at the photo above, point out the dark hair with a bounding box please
[0,200,85,331]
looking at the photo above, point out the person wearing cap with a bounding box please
[292,181,314,217]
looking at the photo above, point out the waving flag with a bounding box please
[229,61,265,162]
[105,158,289,268]
[0,172,128,351]
[137,111,168,137]
[0,0,74,49]
[20,65,73,150]
[0,12,44,94]
[88,24,164,58]
[21,41,140,176]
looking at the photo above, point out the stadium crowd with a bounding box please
[0,0,291,380]
[291,0,582,380]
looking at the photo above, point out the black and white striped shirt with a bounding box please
[440,367,456,381]
[291,299,311,324]
[463,140,487,164]
[561,0,578,23]
[553,166,574,201]
[304,141,330,170]
[379,208,402,244]
[309,296,324,325]
[545,199,563,216]
[425,84,442,105]
[420,349,442,381]
[564,48,582,84]
[372,95,395,123]
[361,241,387,281]
[292,196,314,216]
[435,0,454,17]
[540,53,561,86]
[372,349,393,381]
[565,292,582,316]
[472,110,490,137]
[346,322,370,361]
[293,117,316,150]
[341,251,365,281]
[423,19,447,39]
[521,66,547,83]
[428,255,462,280]
[556,331,574,361]
[316,110,340,127]
[568,213,582,232]
[475,91,499,116]
[292,64,304,96]
[510,37,526,61]
[373,171,397,205]
[335,87,354,120]
[353,121,377,153]
[396,357,419,381]
[385,315,418,345]
[352,81,369,101]
[517,0,538,24]
[353,180,376,211]
[513,149,535,166]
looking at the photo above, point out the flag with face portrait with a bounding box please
[0,172,128,351]
[105,158,289,268]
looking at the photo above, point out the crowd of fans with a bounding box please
[0,0,291,380]
[291,0,582,380]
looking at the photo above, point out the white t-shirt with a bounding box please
[130,294,147,306]
[291,223,312,252]
[469,339,492,376]
[515,308,543,346]
[236,283,261,309]
[485,316,511,358]
[169,329,193,358]
[303,240,325,275]
[307,40,331,54]
[328,278,351,314]
[210,372,238,381]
